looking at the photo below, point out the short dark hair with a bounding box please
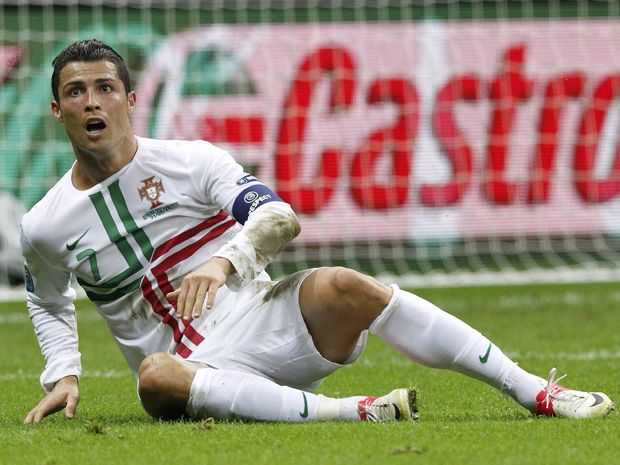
[51,39,131,101]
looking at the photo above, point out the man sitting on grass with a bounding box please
[22,39,614,424]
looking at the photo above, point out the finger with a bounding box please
[182,281,198,321]
[166,290,179,301]
[65,395,79,419]
[33,411,46,424]
[175,281,188,319]
[25,401,48,424]
[24,408,36,424]
[33,407,49,424]
[24,397,50,424]
[192,282,209,319]
[32,398,63,424]
[206,281,220,310]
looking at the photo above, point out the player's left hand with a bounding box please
[24,375,80,424]
[166,256,235,321]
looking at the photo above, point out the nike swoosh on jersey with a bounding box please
[66,229,90,251]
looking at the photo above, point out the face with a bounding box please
[51,60,136,157]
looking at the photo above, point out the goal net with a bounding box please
[2,0,620,290]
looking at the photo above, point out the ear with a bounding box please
[51,101,63,123]
[127,91,136,112]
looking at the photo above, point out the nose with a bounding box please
[84,89,101,111]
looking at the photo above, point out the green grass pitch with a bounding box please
[0,282,618,465]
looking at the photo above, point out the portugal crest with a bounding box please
[138,176,165,209]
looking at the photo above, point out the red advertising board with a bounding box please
[132,21,620,242]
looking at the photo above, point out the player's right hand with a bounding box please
[166,256,235,321]
[24,375,80,424]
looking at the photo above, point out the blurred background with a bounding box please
[2,0,620,292]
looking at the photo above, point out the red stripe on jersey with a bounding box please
[183,323,205,346]
[151,210,231,261]
[151,219,236,346]
[152,218,237,289]
[141,277,183,343]
[175,342,193,359]
[142,216,237,353]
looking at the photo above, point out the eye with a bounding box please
[69,88,81,97]
[101,84,111,93]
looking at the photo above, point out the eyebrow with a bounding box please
[63,77,116,89]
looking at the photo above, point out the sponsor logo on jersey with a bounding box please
[138,176,165,209]
[142,202,179,220]
[236,174,258,185]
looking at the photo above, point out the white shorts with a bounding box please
[183,269,368,392]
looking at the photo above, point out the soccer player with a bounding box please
[22,39,614,424]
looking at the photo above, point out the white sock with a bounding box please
[187,368,368,421]
[370,285,545,411]
[315,395,368,421]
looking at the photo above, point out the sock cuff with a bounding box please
[451,331,485,366]
[368,283,400,335]
[315,394,340,421]
[186,367,214,418]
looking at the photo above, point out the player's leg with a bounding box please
[138,352,416,422]
[299,267,614,418]
[137,352,198,420]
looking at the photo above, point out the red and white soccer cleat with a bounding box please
[357,388,420,422]
[534,368,615,419]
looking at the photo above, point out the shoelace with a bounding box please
[544,367,587,410]
[363,402,393,422]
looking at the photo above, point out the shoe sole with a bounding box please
[602,400,615,417]
[394,388,420,422]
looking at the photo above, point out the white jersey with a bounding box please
[21,136,280,391]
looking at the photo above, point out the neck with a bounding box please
[72,134,138,190]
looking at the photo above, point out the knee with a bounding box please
[138,352,170,392]
[138,353,191,420]
[327,267,392,310]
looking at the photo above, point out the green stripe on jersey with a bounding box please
[84,191,144,290]
[109,180,154,261]
[84,276,143,302]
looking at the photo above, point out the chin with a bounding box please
[75,140,110,155]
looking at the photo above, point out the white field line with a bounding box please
[4,286,620,324]
[3,266,620,302]
[358,348,620,367]
[507,349,620,361]
[0,285,87,303]
[2,348,619,382]
[382,266,620,289]
[0,311,102,324]
[392,289,620,313]
[0,369,130,382]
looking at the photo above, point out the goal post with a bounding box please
[2,1,620,290]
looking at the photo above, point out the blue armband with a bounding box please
[232,184,282,225]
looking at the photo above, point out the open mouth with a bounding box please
[86,120,107,134]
